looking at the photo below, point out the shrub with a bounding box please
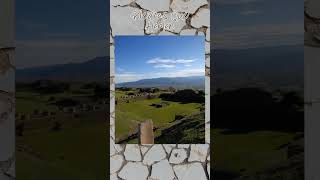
[52,121,62,131]
[159,89,204,103]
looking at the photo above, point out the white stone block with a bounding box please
[110,45,115,59]
[124,144,142,162]
[174,163,207,180]
[163,12,187,33]
[0,173,10,180]
[111,0,134,6]
[163,144,175,154]
[110,155,124,174]
[118,162,149,180]
[140,146,150,155]
[110,6,145,35]
[191,8,210,28]
[136,0,170,12]
[143,145,166,165]
[188,144,209,162]
[150,160,175,180]
[205,41,210,54]
[206,28,210,41]
[169,149,187,164]
[110,173,118,180]
[170,0,208,14]
[177,144,190,149]
[207,163,210,178]
[180,29,197,35]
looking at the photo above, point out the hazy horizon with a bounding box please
[115,75,204,84]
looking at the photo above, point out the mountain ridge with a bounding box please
[16,56,108,83]
[116,76,205,89]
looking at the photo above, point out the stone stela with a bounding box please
[139,120,154,144]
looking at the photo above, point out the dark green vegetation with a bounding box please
[115,87,205,144]
[212,88,304,180]
[16,80,107,180]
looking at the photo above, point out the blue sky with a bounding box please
[115,36,205,83]
[15,0,303,68]
[212,0,303,49]
[16,0,107,68]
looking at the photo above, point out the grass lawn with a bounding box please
[17,123,107,180]
[212,129,297,177]
[16,90,94,113]
[115,98,201,141]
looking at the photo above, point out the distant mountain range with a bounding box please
[16,44,303,92]
[16,57,108,83]
[212,45,304,91]
[116,76,205,89]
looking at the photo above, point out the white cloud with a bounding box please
[154,64,176,68]
[146,58,196,68]
[213,23,303,49]
[116,68,204,83]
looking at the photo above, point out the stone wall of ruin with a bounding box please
[0,0,15,179]
[110,0,211,179]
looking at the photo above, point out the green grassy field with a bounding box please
[16,83,107,180]
[115,96,202,142]
[212,129,302,178]
[17,124,107,180]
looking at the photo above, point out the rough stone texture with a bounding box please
[180,29,197,35]
[205,122,210,144]
[111,0,135,6]
[162,12,187,34]
[110,34,114,44]
[110,6,145,35]
[136,0,171,12]
[150,160,175,180]
[140,146,150,155]
[163,144,175,154]
[110,0,211,179]
[206,28,210,41]
[158,31,176,35]
[188,144,209,162]
[118,162,149,180]
[0,173,10,180]
[110,45,115,59]
[169,149,188,164]
[173,163,208,180]
[0,2,15,177]
[177,144,190,149]
[110,155,125,174]
[205,41,210,54]
[124,144,142,161]
[145,12,163,34]
[110,173,118,180]
[143,145,166,165]
[0,0,15,48]
[207,163,210,178]
[191,8,210,28]
[170,0,208,14]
